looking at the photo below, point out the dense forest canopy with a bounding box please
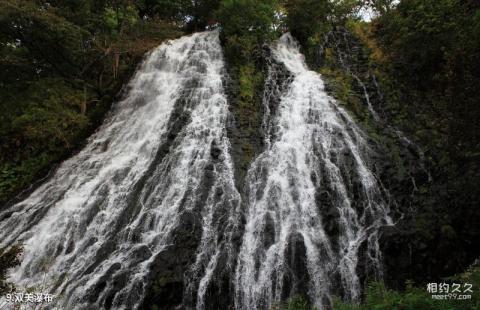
[0,0,479,309]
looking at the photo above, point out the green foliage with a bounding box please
[364,0,396,15]
[283,296,310,310]
[330,0,363,24]
[216,0,279,81]
[368,0,480,281]
[217,0,279,41]
[0,0,181,204]
[186,0,223,30]
[9,79,89,145]
[215,0,280,185]
[336,1,480,289]
[137,0,221,30]
[283,0,363,56]
[284,0,331,46]
[284,0,480,299]
[138,0,192,22]
[238,64,262,103]
[374,0,461,89]
[284,0,365,45]
[372,0,480,152]
[334,266,480,310]
[103,4,138,35]
[221,34,258,66]
[0,0,90,80]
[0,245,22,294]
[0,78,89,201]
[319,48,367,122]
[269,295,312,310]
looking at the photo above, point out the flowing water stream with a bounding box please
[0,31,391,310]
[233,33,391,309]
[0,30,240,309]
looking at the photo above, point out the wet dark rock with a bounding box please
[198,261,234,310]
[142,211,203,310]
[210,139,222,160]
[313,26,437,292]
[281,233,312,304]
[263,213,276,249]
[85,262,122,304]
[224,45,292,193]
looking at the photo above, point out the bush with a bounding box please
[334,266,480,310]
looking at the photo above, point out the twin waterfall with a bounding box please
[0,31,391,309]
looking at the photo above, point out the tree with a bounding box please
[217,0,278,39]
[0,0,180,203]
[136,0,221,31]
[0,0,95,81]
[331,0,364,23]
[284,0,331,45]
[365,0,397,15]
[188,0,222,31]
[137,0,192,23]
[216,0,279,64]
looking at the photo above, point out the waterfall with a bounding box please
[233,34,391,309]
[0,31,392,310]
[0,30,240,309]
[317,27,431,183]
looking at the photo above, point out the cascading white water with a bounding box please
[0,30,240,309]
[1,31,392,310]
[233,34,392,310]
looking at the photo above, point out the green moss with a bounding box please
[219,4,274,186]
[239,64,260,103]
[319,65,368,124]
[227,60,266,185]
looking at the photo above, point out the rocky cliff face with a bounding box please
[1,28,475,310]
[312,27,429,288]
[141,27,454,307]
[312,26,479,290]
[144,31,398,309]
